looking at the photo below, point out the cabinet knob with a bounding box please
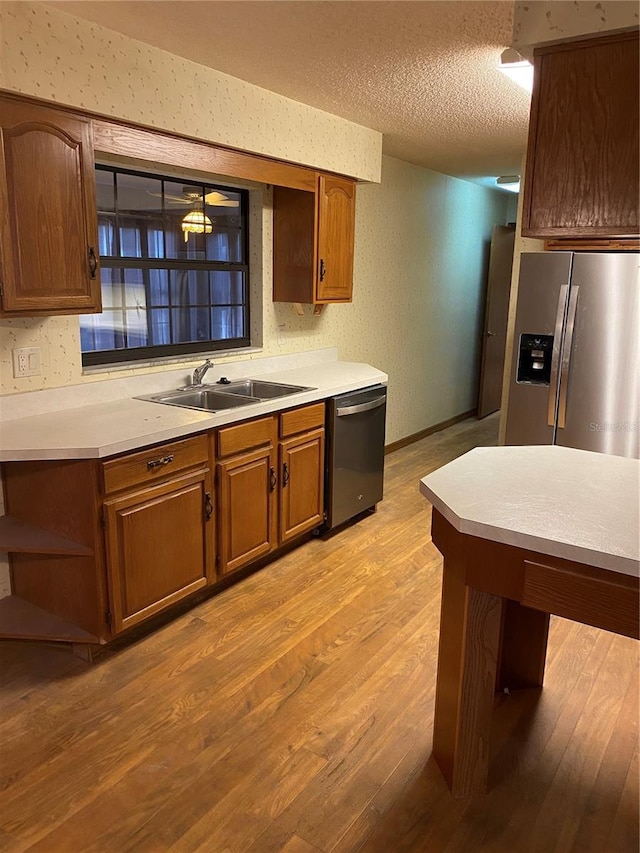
[319,258,326,282]
[282,462,290,487]
[269,467,277,492]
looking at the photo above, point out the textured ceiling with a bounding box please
[46,1,531,183]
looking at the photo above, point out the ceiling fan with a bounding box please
[147,188,239,207]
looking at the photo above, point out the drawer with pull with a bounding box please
[280,403,326,438]
[102,434,209,495]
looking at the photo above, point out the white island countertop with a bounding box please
[0,360,387,462]
[420,445,640,578]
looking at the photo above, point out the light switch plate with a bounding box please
[12,346,41,378]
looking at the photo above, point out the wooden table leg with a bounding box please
[497,600,550,691]
[432,556,503,797]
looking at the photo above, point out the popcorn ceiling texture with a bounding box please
[44,0,528,180]
[0,2,381,181]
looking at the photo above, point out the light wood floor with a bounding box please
[1,414,637,853]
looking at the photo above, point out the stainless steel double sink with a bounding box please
[137,379,315,413]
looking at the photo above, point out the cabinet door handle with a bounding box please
[282,462,289,487]
[269,467,277,492]
[146,454,174,470]
[204,491,213,521]
[88,246,98,279]
[319,258,326,282]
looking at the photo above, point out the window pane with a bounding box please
[149,269,169,306]
[83,166,249,363]
[149,309,171,345]
[204,188,243,262]
[211,306,244,340]
[95,169,115,212]
[79,310,126,352]
[125,309,148,348]
[117,172,162,213]
[170,269,209,306]
[100,268,124,309]
[98,217,116,257]
[147,228,164,259]
[165,181,207,260]
[119,225,143,258]
[171,306,210,343]
[123,268,147,308]
[210,271,244,304]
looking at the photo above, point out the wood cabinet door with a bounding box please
[279,428,325,544]
[0,97,102,314]
[104,469,214,634]
[217,445,277,575]
[272,185,316,303]
[522,32,639,238]
[316,175,355,302]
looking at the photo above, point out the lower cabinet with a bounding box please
[216,403,326,575]
[0,403,326,646]
[217,444,277,575]
[279,428,325,543]
[104,468,215,633]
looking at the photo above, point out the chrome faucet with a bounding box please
[192,358,214,386]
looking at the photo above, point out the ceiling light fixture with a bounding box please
[496,175,521,193]
[498,48,534,93]
[181,210,213,241]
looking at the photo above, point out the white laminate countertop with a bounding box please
[0,361,387,462]
[420,445,640,577]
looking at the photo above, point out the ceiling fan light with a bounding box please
[496,175,521,193]
[498,48,534,93]
[181,210,213,241]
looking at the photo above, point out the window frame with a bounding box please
[81,164,251,368]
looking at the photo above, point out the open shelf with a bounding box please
[0,516,93,556]
[0,595,99,642]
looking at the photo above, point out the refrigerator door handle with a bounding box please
[547,284,569,427]
[557,286,579,429]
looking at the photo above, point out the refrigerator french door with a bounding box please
[505,252,639,459]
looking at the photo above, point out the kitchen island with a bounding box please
[420,446,639,798]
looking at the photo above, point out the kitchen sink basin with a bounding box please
[137,379,315,412]
[139,388,257,412]
[220,379,314,398]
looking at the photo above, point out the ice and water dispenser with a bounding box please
[516,334,554,385]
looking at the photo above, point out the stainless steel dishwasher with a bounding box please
[325,384,387,530]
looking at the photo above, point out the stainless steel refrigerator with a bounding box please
[505,252,639,459]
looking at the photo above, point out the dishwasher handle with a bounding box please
[336,395,386,417]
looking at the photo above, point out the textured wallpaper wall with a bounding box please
[0,2,381,180]
[0,1,510,446]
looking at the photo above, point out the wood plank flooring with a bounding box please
[0,414,637,852]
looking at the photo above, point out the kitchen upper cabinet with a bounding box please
[522,32,639,239]
[273,174,356,305]
[316,175,356,301]
[0,96,102,315]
